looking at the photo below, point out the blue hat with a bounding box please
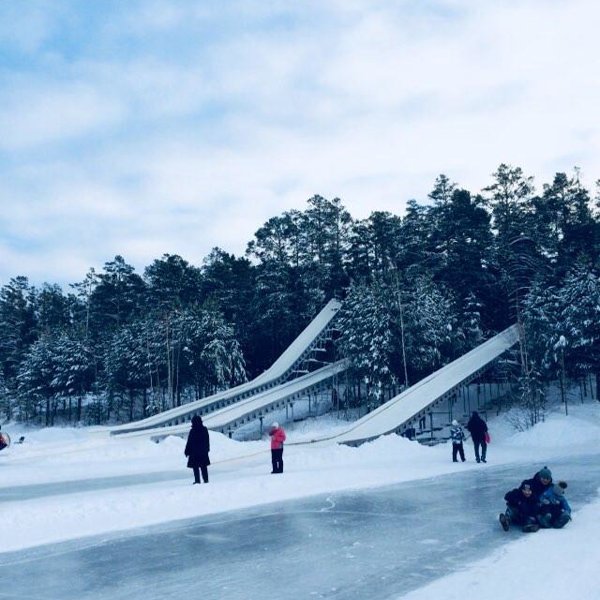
[538,467,552,480]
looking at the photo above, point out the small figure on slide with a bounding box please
[537,481,571,529]
[521,466,553,499]
[499,482,540,533]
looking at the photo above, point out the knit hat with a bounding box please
[452,419,459,426]
[271,422,279,429]
[555,481,568,495]
[538,467,552,480]
[521,482,532,492]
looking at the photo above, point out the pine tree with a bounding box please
[337,283,396,407]
[558,263,600,396]
[404,276,459,378]
[0,277,37,386]
[88,256,146,340]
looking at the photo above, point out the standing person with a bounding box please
[450,419,466,463]
[499,482,540,532]
[466,411,488,463]
[184,415,210,484]
[269,422,286,474]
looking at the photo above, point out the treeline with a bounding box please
[1,164,599,425]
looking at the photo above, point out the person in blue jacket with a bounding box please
[537,481,571,528]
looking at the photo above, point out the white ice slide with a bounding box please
[111,298,341,435]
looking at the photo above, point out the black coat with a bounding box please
[466,412,488,442]
[521,472,553,500]
[185,423,210,468]
[504,487,538,519]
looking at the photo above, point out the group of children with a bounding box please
[448,419,572,533]
[499,466,572,533]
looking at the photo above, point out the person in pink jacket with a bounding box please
[269,422,286,474]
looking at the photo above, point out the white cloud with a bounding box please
[0,81,126,150]
[1,0,600,285]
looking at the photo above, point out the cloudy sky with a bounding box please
[1,0,599,286]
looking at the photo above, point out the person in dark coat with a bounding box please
[466,411,488,463]
[184,415,210,484]
[499,482,540,532]
[521,466,553,499]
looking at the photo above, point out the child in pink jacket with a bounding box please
[269,422,286,474]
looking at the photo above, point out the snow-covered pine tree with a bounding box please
[337,282,395,409]
[558,263,600,398]
[403,276,459,378]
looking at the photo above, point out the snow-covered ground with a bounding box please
[2,400,599,599]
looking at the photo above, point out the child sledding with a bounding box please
[499,466,572,533]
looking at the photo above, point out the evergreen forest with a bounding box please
[2,164,600,426]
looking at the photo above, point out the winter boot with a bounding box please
[553,513,571,529]
[499,513,510,531]
[522,523,540,533]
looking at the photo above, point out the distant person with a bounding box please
[184,415,210,484]
[537,480,571,528]
[521,466,554,499]
[269,422,286,474]
[450,419,466,463]
[0,427,8,451]
[466,411,488,463]
[499,481,540,532]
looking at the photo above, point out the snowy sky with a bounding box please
[1,401,599,598]
[1,0,600,286]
